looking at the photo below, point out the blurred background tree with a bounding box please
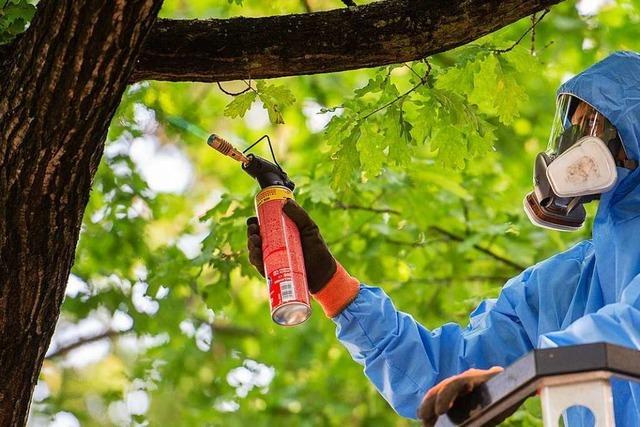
[2,0,640,426]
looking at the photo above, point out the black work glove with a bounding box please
[418,367,503,427]
[247,199,337,293]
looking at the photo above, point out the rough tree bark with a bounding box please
[0,1,163,425]
[0,0,566,84]
[0,0,566,425]
[133,0,564,82]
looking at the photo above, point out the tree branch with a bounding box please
[197,319,259,337]
[489,8,550,54]
[46,330,124,359]
[334,201,400,215]
[360,60,431,121]
[429,226,527,271]
[126,0,563,83]
[300,0,312,13]
[0,0,565,84]
[45,322,257,360]
[382,275,513,286]
[335,202,527,271]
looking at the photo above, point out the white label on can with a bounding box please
[280,280,295,302]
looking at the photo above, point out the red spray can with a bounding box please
[255,186,311,326]
[207,134,311,326]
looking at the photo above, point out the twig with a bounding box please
[359,61,431,121]
[46,330,124,359]
[426,286,443,308]
[384,275,512,286]
[326,212,377,246]
[192,317,259,337]
[335,201,527,271]
[216,81,252,96]
[430,226,526,271]
[45,320,257,360]
[341,0,357,6]
[462,201,470,236]
[491,9,550,54]
[384,237,449,247]
[300,0,312,12]
[403,62,424,80]
[530,13,537,55]
[334,201,400,215]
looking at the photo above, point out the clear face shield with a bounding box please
[524,94,630,232]
[546,95,621,197]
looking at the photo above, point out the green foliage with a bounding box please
[469,54,529,124]
[32,1,640,426]
[322,53,514,184]
[0,0,36,44]
[224,91,257,119]
[223,81,296,124]
[255,80,296,124]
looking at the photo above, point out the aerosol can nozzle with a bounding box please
[207,133,294,191]
[207,134,250,164]
[242,154,295,191]
[205,132,307,326]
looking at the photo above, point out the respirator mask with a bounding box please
[524,94,635,231]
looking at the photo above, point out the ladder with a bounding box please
[435,343,640,426]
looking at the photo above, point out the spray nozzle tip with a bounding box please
[207,134,249,164]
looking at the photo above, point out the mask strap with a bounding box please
[589,111,599,136]
[566,196,583,213]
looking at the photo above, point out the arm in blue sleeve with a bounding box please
[332,282,534,419]
[539,274,640,349]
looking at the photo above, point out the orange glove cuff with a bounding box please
[311,263,360,318]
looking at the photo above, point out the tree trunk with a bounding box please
[0,1,163,424]
[0,0,567,424]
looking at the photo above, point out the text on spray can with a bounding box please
[255,186,311,326]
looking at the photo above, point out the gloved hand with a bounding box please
[246,199,337,294]
[417,367,503,427]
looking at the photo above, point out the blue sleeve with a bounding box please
[332,282,535,419]
[539,274,640,349]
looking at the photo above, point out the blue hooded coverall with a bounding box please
[332,51,640,426]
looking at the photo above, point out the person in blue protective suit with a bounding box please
[246,51,640,426]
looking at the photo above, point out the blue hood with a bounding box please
[558,51,640,302]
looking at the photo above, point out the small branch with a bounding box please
[334,201,400,215]
[490,8,550,54]
[429,226,527,271]
[216,81,251,96]
[403,62,424,80]
[341,0,357,6]
[300,0,312,12]
[384,275,512,286]
[46,330,124,359]
[326,212,377,246]
[384,237,449,247]
[530,13,537,55]
[359,61,431,121]
[212,322,258,337]
[45,321,256,360]
[462,201,470,236]
[335,202,527,271]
